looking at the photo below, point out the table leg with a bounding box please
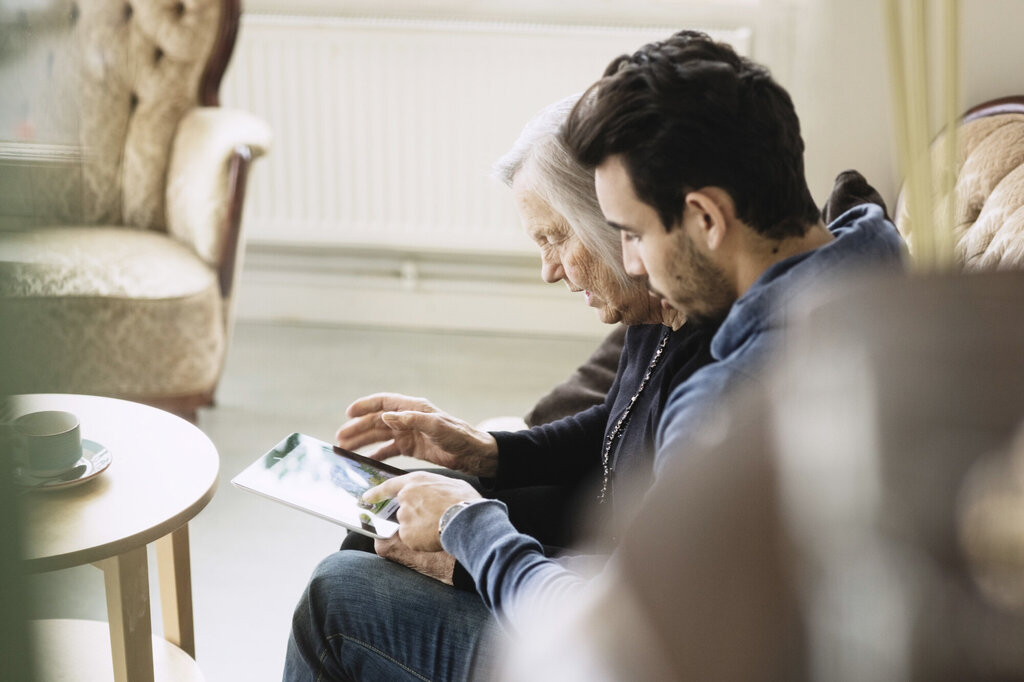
[96,546,155,682]
[155,523,196,657]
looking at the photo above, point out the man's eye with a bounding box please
[624,232,640,243]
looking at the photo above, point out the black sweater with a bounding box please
[491,321,717,525]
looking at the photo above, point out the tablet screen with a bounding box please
[232,432,405,538]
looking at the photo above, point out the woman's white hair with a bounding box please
[493,94,632,290]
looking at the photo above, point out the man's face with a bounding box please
[594,155,735,323]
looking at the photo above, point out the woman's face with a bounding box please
[512,168,664,326]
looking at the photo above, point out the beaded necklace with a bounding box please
[597,327,672,505]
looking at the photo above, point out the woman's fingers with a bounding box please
[338,409,451,458]
[346,392,434,419]
[366,440,403,461]
[336,412,399,449]
[381,410,456,440]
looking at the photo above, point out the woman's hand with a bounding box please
[374,534,456,585]
[335,393,498,477]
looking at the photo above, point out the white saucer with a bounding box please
[16,439,112,492]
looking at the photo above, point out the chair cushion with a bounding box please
[0,226,225,399]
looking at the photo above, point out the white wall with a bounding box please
[767,0,1024,212]
[231,0,1024,336]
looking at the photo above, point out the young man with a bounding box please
[283,31,905,681]
[563,30,906,468]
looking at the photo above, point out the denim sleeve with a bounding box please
[655,364,734,473]
[441,499,593,633]
[654,354,762,476]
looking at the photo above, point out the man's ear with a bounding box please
[684,189,732,251]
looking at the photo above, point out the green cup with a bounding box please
[14,411,82,475]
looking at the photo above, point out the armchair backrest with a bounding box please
[895,96,1024,271]
[24,0,238,230]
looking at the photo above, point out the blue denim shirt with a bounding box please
[656,204,907,470]
[443,204,907,633]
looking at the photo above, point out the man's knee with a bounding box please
[308,551,374,606]
[288,552,376,680]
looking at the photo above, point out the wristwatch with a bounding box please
[438,500,483,537]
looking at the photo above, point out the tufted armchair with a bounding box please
[895,96,1024,270]
[0,0,270,421]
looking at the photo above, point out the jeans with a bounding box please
[284,551,500,681]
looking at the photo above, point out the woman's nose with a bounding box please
[541,257,564,283]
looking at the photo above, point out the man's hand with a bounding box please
[362,471,483,552]
[374,534,456,585]
[335,393,499,477]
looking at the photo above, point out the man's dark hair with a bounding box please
[562,30,820,240]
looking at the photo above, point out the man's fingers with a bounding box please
[362,470,445,505]
[361,474,410,505]
[373,534,401,557]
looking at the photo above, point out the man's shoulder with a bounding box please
[828,203,907,259]
[666,342,762,401]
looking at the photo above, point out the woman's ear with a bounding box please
[684,189,732,251]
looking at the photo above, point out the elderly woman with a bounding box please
[284,95,718,681]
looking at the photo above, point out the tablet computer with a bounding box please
[232,432,406,539]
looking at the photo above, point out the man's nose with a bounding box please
[621,239,646,278]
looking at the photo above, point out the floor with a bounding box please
[27,321,599,681]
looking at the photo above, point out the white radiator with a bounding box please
[222,16,751,256]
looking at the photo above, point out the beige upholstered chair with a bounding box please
[0,0,270,421]
[895,96,1024,270]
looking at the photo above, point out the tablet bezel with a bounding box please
[231,432,407,539]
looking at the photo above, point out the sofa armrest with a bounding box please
[166,107,272,267]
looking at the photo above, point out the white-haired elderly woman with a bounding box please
[283,96,719,680]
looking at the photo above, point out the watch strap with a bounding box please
[438,500,480,537]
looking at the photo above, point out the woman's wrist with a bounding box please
[469,432,499,477]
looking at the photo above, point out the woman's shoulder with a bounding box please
[623,323,663,343]
[623,323,669,355]
[663,321,719,375]
[674,318,720,341]
[625,321,717,352]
